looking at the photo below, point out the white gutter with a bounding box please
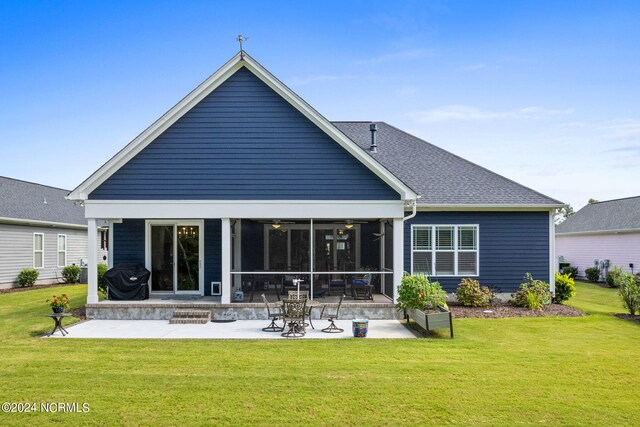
[403,198,419,222]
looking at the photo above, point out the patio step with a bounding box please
[170,309,211,324]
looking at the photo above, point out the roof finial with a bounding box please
[236,34,248,59]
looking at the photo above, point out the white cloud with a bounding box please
[412,105,574,123]
[352,49,432,66]
[288,74,353,87]
[457,64,502,72]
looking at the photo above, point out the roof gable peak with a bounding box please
[68,52,415,201]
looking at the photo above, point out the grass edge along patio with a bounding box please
[66,51,563,319]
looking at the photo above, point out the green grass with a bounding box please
[0,282,638,426]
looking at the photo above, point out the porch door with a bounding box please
[150,223,202,294]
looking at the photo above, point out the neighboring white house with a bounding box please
[556,196,640,278]
[0,176,108,288]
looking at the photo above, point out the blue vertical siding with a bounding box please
[204,219,221,296]
[89,67,399,201]
[113,219,145,266]
[404,212,550,293]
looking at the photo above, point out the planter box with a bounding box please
[406,307,453,338]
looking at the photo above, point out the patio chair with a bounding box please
[281,299,307,338]
[351,273,374,300]
[261,294,284,332]
[320,294,345,333]
[328,276,346,296]
[287,291,314,329]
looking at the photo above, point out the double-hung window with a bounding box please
[412,225,478,276]
[34,233,44,268]
[57,234,67,267]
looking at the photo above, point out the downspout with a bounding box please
[403,198,419,222]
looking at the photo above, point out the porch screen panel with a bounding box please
[290,229,310,271]
[335,228,356,271]
[268,229,287,271]
[314,229,334,271]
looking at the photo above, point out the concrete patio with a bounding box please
[46,319,419,339]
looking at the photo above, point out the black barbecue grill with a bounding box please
[105,264,150,300]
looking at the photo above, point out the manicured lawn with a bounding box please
[0,282,638,426]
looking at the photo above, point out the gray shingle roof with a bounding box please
[556,196,640,234]
[332,121,563,206]
[0,176,86,226]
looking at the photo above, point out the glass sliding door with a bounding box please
[151,225,174,292]
[149,222,202,294]
[177,225,200,292]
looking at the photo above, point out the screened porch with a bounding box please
[230,219,395,302]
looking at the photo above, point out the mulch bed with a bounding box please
[449,302,586,318]
[613,313,640,323]
[70,307,86,320]
[0,283,73,294]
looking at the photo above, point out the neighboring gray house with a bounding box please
[0,176,108,288]
[556,196,640,277]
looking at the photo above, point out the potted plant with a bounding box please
[47,294,71,314]
[396,274,453,337]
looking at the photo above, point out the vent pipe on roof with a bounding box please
[369,122,378,153]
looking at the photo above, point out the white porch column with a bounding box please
[233,219,242,290]
[87,218,99,304]
[392,218,404,303]
[221,218,232,304]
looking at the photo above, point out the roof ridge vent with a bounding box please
[369,122,378,153]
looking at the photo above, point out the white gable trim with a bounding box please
[68,52,417,201]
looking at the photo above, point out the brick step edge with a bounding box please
[169,319,210,325]
[172,310,211,317]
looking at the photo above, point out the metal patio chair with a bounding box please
[261,294,284,332]
[320,294,345,333]
[287,291,314,329]
[281,299,307,338]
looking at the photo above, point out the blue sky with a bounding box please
[1,0,638,210]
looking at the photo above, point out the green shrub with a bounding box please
[98,264,108,293]
[561,266,578,279]
[554,272,576,304]
[396,274,448,311]
[606,266,625,288]
[584,267,601,282]
[62,264,81,283]
[512,273,552,310]
[618,272,640,315]
[455,278,492,307]
[526,290,543,311]
[17,268,39,287]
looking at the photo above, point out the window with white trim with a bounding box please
[57,234,67,267]
[412,225,478,276]
[34,233,44,268]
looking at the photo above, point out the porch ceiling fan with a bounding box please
[332,219,367,229]
[372,232,384,241]
[268,219,295,229]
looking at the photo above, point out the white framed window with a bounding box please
[57,234,67,267]
[411,225,479,276]
[33,233,44,268]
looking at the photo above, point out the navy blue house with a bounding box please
[69,52,562,310]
